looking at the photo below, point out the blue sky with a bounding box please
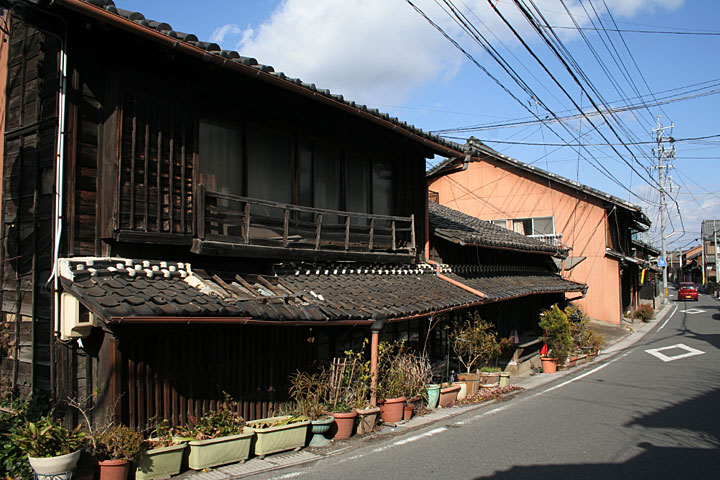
[114,0,720,251]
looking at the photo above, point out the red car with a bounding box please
[678,282,698,301]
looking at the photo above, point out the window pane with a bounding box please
[246,125,293,205]
[199,119,243,196]
[492,219,507,229]
[512,219,531,235]
[313,142,342,224]
[346,154,369,225]
[298,142,313,208]
[533,217,554,235]
[372,159,393,216]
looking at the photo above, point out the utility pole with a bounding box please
[715,223,719,297]
[652,116,675,305]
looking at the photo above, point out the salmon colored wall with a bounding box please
[429,157,623,324]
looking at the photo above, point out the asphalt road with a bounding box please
[251,292,720,479]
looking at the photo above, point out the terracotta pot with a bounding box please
[480,371,501,386]
[457,373,481,397]
[332,410,357,440]
[541,357,558,374]
[403,404,414,421]
[438,384,461,408]
[98,459,131,480]
[453,381,467,401]
[356,406,380,435]
[378,396,406,424]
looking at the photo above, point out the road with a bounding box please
[250,292,720,479]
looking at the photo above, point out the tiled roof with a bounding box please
[59,258,583,324]
[59,258,480,323]
[427,139,651,230]
[68,0,463,157]
[439,265,587,300]
[429,202,566,256]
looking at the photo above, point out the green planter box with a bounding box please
[186,432,254,470]
[246,416,310,458]
[135,443,187,480]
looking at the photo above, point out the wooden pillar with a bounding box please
[369,316,385,407]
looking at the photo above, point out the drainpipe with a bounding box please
[51,28,68,340]
[369,315,384,407]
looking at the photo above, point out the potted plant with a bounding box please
[342,342,380,435]
[450,314,511,394]
[376,341,431,423]
[438,382,461,408]
[175,395,253,470]
[134,418,187,480]
[539,304,574,373]
[9,416,85,479]
[94,424,145,480]
[245,414,310,459]
[425,384,441,409]
[288,370,334,446]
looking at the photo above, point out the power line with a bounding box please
[441,132,720,146]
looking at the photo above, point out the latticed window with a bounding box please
[118,88,195,235]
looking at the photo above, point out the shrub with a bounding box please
[95,424,145,462]
[633,304,654,322]
[449,313,511,373]
[539,304,573,359]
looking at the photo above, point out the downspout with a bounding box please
[49,21,68,341]
[369,315,384,407]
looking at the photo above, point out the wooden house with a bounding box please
[0,0,585,428]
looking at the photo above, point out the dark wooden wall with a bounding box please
[0,17,58,395]
[118,325,317,428]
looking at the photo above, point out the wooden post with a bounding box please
[369,316,385,407]
[369,219,375,251]
[315,214,323,250]
[283,209,289,247]
[344,216,350,250]
[243,202,251,244]
[197,184,205,239]
[410,214,416,252]
[391,220,396,251]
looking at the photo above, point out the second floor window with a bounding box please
[511,217,555,236]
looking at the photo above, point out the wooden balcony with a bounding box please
[191,186,417,262]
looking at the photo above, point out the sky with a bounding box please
[114,0,720,252]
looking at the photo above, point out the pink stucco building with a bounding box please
[428,140,652,325]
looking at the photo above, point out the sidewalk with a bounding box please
[177,303,674,480]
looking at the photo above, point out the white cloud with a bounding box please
[210,0,684,106]
[210,23,242,44]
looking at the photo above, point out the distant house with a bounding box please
[0,0,584,428]
[428,139,652,325]
[701,220,720,288]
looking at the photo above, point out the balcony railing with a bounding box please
[529,233,563,246]
[195,186,416,258]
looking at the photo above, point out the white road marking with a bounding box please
[680,308,705,314]
[392,427,447,446]
[645,343,705,362]
[658,304,678,331]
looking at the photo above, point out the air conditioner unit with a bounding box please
[60,293,94,341]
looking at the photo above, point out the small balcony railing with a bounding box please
[196,186,416,257]
[529,233,563,246]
